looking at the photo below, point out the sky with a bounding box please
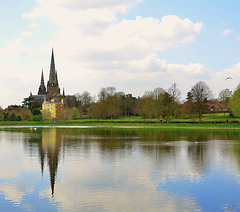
[1,0,240,108]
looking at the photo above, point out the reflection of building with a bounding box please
[42,99,64,119]
[40,128,63,197]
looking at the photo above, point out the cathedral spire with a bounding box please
[38,69,47,95]
[56,70,59,86]
[41,69,44,83]
[51,48,55,70]
[47,49,60,99]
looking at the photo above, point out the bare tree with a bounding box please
[190,81,212,122]
[143,91,154,98]
[77,91,94,114]
[98,87,107,101]
[98,87,116,101]
[42,109,52,121]
[153,87,165,100]
[218,88,232,103]
[106,86,116,97]
[168,83,181,103]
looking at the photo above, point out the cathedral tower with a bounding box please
[38,70,47,95]
[47,49,60,99]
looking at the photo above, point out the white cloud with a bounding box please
[221,29,234,36]
[29,23,39,28]
[0,38,34,58]
[19,0,204,101]
[22,31,34,37]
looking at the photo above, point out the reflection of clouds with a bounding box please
[37,129,240,211]
[0,131,41,209]
[37,145,201,211]
[2,128,240,211]
[0,185,33,205]
[41,171,201,212]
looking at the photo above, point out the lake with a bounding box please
[0,127,240,211]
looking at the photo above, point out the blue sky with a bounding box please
[0,0,240,107]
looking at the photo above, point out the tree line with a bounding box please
[85,81,234,122]
[0,80,238,122]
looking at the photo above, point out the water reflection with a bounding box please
[0,127,240,211]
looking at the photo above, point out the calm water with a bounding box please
[0,127,240,211]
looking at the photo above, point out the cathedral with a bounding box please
[31,49,78,109]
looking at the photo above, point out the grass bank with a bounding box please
[0,113,240,129]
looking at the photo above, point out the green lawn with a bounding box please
[1,113,240,129]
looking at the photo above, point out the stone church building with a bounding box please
[31,49,79,109]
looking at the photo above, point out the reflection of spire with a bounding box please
[39,144,45,177]
[48,145,59,197]
[41,128,62,197]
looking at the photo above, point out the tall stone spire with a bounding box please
[47,48,60,99]
[51,48,55,70]
[38,70,47,95]
[48,48,58,85]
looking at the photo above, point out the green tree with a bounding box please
[161,92,174,122]
[183,91,196,118]
[137,97,155,121]
[72,107,80,119]
[87,101,107,121]
[104,96,121,122]
[229,85,240,117]
[0,106,4,121]
[9,113,16,121]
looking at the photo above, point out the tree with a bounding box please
[183,91,196,117]
[153,93,165,122]
[87,101,107,121]
[137,96,155,121]
[57,109,72,121]
[161,92,174,121]
[98,87,116,101]
[153,87,165,100]
[190,81,212,122]
[0,106,4,121]
[106,87,116,97]
[98,87,107,101]
[77,91,94,114]
[42,109,52,121]
[218,88,232,104]
[19,107,32,121]
[22,96,34,108]
[9,113,16,121]
[72,107,80,119]
[105,96,121,122]
[228,85,240,117]
[168,83,181,103]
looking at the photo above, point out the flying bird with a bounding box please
[225,77,233,80]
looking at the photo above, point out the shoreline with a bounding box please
[1,122,240,130]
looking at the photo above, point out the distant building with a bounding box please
[206,103,229,112]
[5,105,21,113]
[28,49,80,110]
[42,99,64,119]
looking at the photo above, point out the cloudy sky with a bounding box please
[1,0,240,107]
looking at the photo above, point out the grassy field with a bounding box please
[1,113,240,129]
